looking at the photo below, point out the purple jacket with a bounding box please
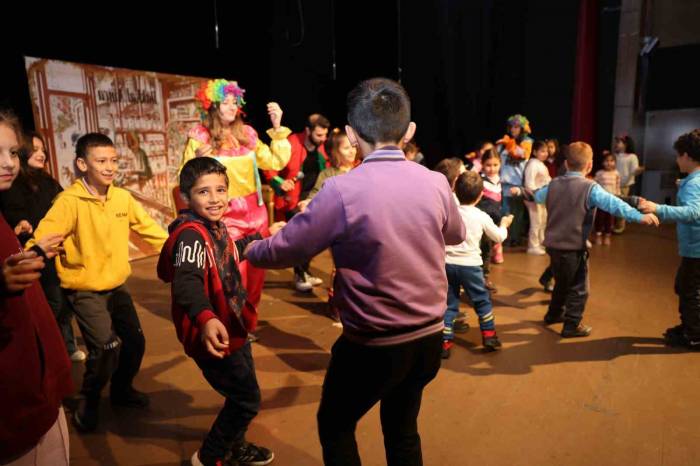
[247,148,465,345]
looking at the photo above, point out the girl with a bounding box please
[478,149,505,289]
[180,79,291,314]
[523,141,551,255]
[613,134,644,233]
[594,152,621,245]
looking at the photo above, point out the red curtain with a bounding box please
[570,0,598,145]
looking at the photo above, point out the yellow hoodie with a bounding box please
[27,179,167,291]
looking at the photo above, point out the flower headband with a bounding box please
[506,114,532,135]
[195,79,246,116]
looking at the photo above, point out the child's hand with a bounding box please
[14,220,33,236]
[640,213,660,226]
[269,222,286,236]
[195,143,214,157]
[267,102,283,130]
[639,199,657,214]
[509,186,521,196]
[280,179,295,192]
[36,233,65,259]
[500,215,514,228]
[2,251,44,292]
[201,318,229,359]
[298,199,311,212]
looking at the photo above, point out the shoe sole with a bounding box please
[240,452,275,466]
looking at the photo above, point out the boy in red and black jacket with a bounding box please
[158,157,283,466]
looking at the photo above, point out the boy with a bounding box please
[28,133,168,432]
[640,129,700,350]
[442,171,513,358]
[158,157,280,466]
[534,142,658,337]
[245,78,465,466]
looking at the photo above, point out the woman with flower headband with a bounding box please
[180,79,291,315]
[497,114,533,247]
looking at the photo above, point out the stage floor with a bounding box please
[68,224,700,466]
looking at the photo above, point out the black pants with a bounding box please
[545,249,589,330]
[195,342,261,462]
[65,285,145,398]
[480,237,492,277]
[675,257,700,341]
[41,263,78,355]
[317,332,442,466]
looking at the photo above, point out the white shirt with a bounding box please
[446,204,508,266]
[615,152,640,187]
[524,158,552,191]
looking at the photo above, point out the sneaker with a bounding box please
[70,350,87,362]
[538,275,554,293]
[485,280,498,293]
[230,441,275,466]
[527,247,547,256]
[585,239,593,249]
[72,396,100,432]
[294,274,312,292]
[561,324,593,338]
[482,334,502,352]
[453,319,470,333]
[247,333,260,343]
[110,387,150,408]
[305,273,323,287]
[441,340,453,359]
[603,234,612,246]
[664,330,690,347]
[594,233,603,245]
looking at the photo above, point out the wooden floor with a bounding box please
[67,224,700,466]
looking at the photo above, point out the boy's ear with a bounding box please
[75,157,88,174]
[401,122,417,146]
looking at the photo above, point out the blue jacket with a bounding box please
[657,170,700,258]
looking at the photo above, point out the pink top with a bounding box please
[594,169,621,196]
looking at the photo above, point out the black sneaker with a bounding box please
[247,333,260,343]
[482,335,502,352]
[538,276,554,292]
[441,340,452,359]
[453,319,470,333]
[663,325,684,339]
[561,324,592,338]
[73,396,100,432]
[229,442,274,466]
[110,387,150,408]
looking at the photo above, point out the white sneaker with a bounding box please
[527,247,546,256]
[70,350,87,362]
[295,276,312,292]
[305,273,323,287]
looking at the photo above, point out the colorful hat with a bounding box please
[506,114,531,135]
[195,79,246,116]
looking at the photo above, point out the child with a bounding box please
[28,133,168,432]
[533,142,658,337]
[298,128,358,324]
[158,157,280,466]
[594,152,621,245]
[639,129,700,350]
[613,134,644,233]
[403,139,425,165]
[245,78,465,465]
[442,171,513,358]
[479,149,505,269]
[465,140,493,173]
[545,138,561,178]
[523,141,552,255]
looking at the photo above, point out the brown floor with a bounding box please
[67,224,700,466]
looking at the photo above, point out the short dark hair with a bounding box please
[455,171,483,205]
[75,133,114,159]
[179,157,228,199]
[674,129,700,163]
[347,78,410,144]
[306,113,331,130]
[433,158,464,189]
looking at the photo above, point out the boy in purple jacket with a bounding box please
[245,78,465,466]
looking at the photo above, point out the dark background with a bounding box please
[1,0,696,166]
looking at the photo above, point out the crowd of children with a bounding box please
[1,76,699,466]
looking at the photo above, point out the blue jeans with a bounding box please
[444,264,495,340]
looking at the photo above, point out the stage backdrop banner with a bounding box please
[25,56,211,259]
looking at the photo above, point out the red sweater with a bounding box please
[0,214,73,462]
[157,221,256,360]
[264,132,329,216]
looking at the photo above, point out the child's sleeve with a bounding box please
[656,181,700,223]
[25,194,76,250]
[128,195,168,251]
[481,211,508,243]
[589,184,643,222]
[172,229,217,327]
[533,185,549,205]
[524,161,538,191]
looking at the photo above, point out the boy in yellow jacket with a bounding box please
[28,133,167,432]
